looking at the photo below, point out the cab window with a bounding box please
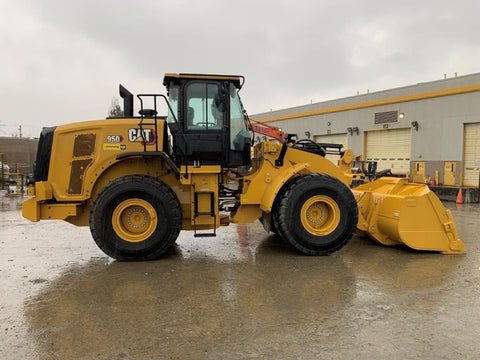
[166,85,179,123]
[229,83,249,150]
[185,82,224,130]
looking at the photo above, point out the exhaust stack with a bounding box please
[119,84,133,117]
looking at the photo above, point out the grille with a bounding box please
[375,111,398,124]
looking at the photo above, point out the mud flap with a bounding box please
[353,177,466,254]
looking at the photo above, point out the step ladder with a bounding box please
[193,190,216,237]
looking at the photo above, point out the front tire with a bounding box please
[89,176,181,261]
[277,174,358,255]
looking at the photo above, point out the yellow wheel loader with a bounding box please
[22,74,466,260]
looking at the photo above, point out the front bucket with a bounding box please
[352,177,466,254]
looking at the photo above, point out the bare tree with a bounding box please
[108,98,124,117]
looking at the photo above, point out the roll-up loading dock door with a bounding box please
[314,133,348,164]
[366,129,411,175]
[463,123,480,187]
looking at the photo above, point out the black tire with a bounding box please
[271,198,287,241]
[258,213,279,237]
[277,174,358,255]
[89,176,181,261]
[269,177,297,242]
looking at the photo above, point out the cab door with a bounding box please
[176,81,228,165]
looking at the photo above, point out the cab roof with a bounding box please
[163,73,244,89]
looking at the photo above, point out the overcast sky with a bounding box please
[1,0,479,138]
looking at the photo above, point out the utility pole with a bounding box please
[18,125,22,138]
[0,153,5,190]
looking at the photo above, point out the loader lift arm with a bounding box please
[247,120,288,143]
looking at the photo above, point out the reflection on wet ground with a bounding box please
[0,192,23,212]
[1,195,480,359]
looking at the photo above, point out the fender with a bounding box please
[259,163,309,212]
[233,162,310,224]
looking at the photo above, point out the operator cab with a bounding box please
[163,73,251,168]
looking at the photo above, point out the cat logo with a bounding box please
[128,128,156,145]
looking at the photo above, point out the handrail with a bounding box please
[136,94,189,178]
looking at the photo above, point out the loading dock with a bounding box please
[365,128,411,175]
[463,122,480,187]
[314,133,348,164]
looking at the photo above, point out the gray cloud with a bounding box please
[1,0,479,137]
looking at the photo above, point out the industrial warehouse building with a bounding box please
[252,73,480,189]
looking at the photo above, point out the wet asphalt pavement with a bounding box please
[1,193,479,359]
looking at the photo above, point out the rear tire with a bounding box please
[277,174,358,255]
[89,176,181,261]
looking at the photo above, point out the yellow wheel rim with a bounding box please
[300,195,340,236]
[112,199,157,243]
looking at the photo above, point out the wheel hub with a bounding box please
[300,195,340,236]
[112,199,157,243]
[305,203,325,225]
[125,207,148,229]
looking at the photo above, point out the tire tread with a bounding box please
[277,173,358,255]
[89,175,181,261]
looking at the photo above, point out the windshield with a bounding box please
[229,84,248,149]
